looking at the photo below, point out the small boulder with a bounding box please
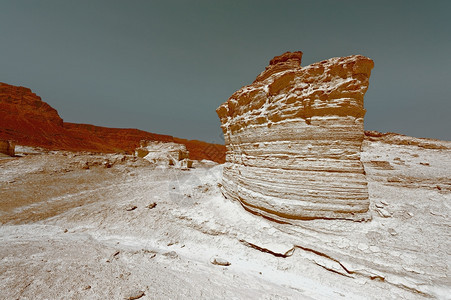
[388,228,398,236]
[125,290,145,300]
[163,251,178,259]
[126,206,137,211]
[210,257,231,266]
[376,208,392,218]
[146,202,157,209]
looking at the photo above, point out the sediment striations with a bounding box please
[216,52,374,221]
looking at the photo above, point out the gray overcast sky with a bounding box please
[1,0,450,143]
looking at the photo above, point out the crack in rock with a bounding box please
[239,239,295,258]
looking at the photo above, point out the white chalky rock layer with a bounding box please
[216,52,374,221]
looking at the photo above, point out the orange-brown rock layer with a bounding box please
[0,82,225,163]
[0,140,15,156]
[217,52,374,221]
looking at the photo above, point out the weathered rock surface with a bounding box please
[0,82,225,162]
[210,257,231,266]
[135,141,193,169]
[0,140,15,156]
[217,52,374,221]
[365,130,449,150]
[1,139,449,299]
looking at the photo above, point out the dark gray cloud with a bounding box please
[1,0,450,142]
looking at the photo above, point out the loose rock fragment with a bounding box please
[146,202,157,209]
[388,228,398,236]
[163,251,178,259]
[126,206,137,211]
[125,290,145,300]
[376,208,392,218]
[210,257,231,266]
[375,202,385,208]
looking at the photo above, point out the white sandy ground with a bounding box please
[0,139,450,299]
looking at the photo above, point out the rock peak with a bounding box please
[269,51,303,65]
[255,51,303,82]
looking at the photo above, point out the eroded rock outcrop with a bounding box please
[135,141,193,169]
[216,52,374,221]
[0,140,15,156]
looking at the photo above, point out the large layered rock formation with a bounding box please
[217,52,374,221]
[0,82,225,163]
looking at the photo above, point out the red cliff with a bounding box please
[0,82,225,163]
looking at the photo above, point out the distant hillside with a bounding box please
[0,82,225,163]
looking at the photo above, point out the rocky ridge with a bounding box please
[0,82,225,163]
[217,52,374,221]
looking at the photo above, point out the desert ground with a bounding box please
[1,138,450,299]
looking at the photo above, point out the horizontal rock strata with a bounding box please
[217,52,374,221]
